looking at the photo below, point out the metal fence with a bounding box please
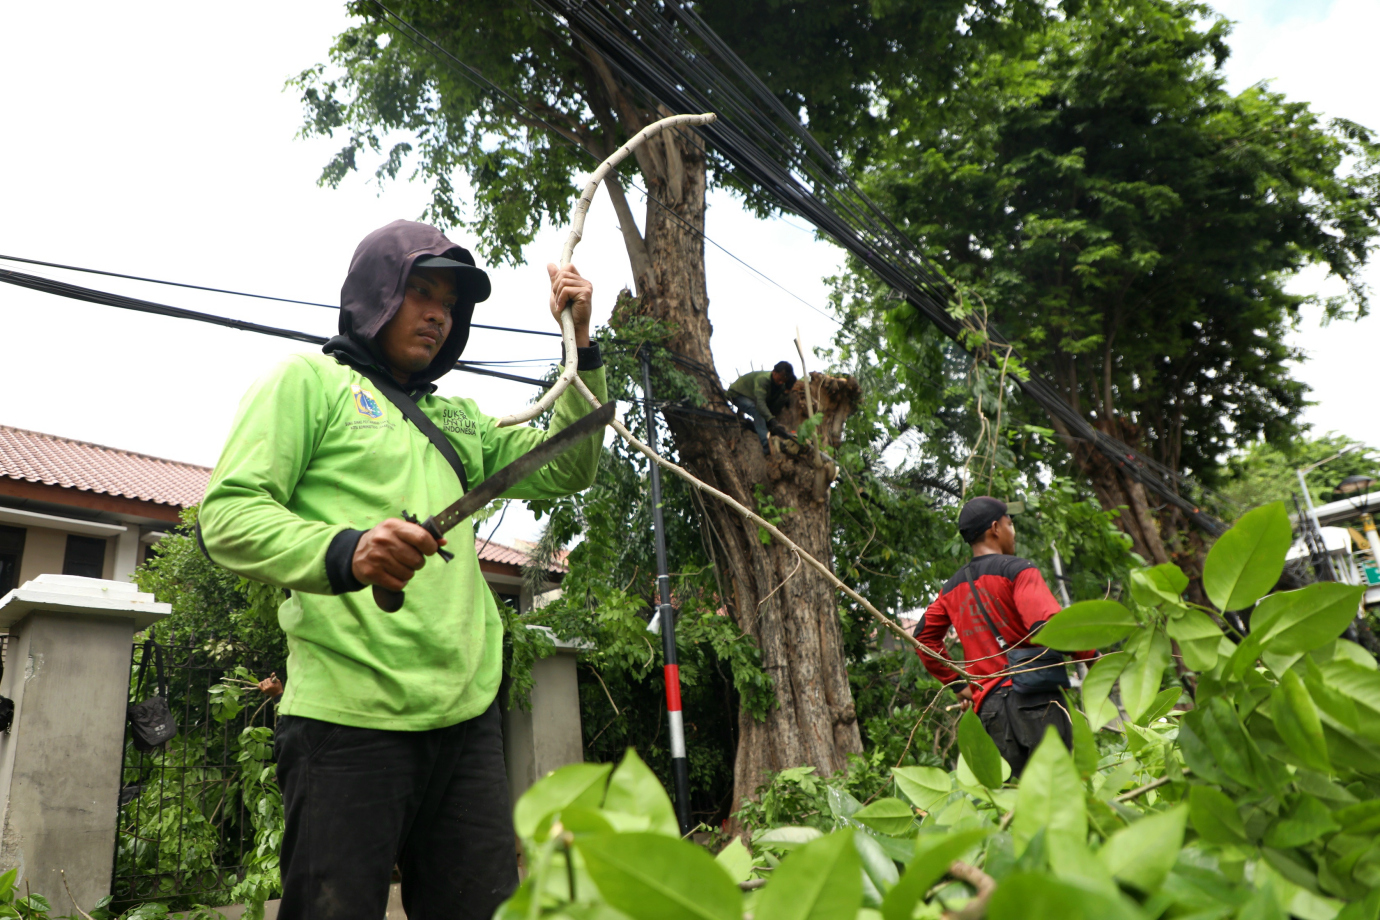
[112,637,283,909]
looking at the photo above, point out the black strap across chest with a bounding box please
[962,564,1011,651]
[352,364,470,493]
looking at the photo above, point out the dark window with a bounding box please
[0,526,24,595]
[496,592,520,612]
[63,535,107,579]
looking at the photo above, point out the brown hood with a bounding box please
[322,219,489,389]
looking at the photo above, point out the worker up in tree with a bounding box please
[198,220,607,920]
[727,360,797,453]
[914,497,1095,776]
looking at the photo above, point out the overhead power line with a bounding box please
[0,266,552,388]
[0,253,562,339]
[529,0,1227,537]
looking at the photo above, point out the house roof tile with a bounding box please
[0,424,211,508]
[0,423,570,573]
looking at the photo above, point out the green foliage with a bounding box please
[294,1,1045,263]
[133,506,286,667]
[498,500,1380,918]
[841,0,1380,517]
[1218,434,1379,516]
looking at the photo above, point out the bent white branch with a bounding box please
[494,113,717,428]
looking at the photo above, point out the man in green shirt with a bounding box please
[728,361,797,452]
[199,220,607,920]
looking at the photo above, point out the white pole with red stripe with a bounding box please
[642,351,693,835]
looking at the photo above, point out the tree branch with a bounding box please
[603,172,654,294]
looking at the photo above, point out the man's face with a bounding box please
[771,371,784,386]
[377,267,457,378]
[994,515,1017,555]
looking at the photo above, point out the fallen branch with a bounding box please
[942,861,997,920]
[1115,767,1190,803]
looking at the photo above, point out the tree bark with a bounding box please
[616,124,863,811]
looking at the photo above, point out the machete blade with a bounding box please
[372,400,614,613]
[428,399,615,536]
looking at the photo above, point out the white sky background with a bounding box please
[0,0,1375,545]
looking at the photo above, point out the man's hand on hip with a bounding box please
[351,519,448,591]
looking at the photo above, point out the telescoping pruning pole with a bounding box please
[642,350,693,836]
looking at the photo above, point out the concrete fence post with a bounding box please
[502,624,588,811]
[0,575,169,911]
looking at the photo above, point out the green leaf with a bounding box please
[1177,715,1226,784]
[957,709,1004,789]
[1128,564,1189,608]
[0,870,14,900]
[1272,669,1331,773]
[1253,584,1368,655]
[578,832,740,920]
[988,873,1135,920]
[1119,628,1171,723]
[756,826,824,850]
[1264,793,1339,849]
[855,830,900,895]
[1013,727,1086,849]
[880,829,991,920]
[513,762,612,839]
[1196,697,1259,787]
[603,748,679,837]
[754,828,862,920]
[1135,686,1182,726]
[1202,501,1292,611]
[714,837,754,884]
[1164,607,1223,671]
[854,798,916,837]
[1097,804,1187,893]
[1334,801,1380,837]
[1065,690,1100,776]
[1035,600,1139,651]
[892,766,951,812]
[1188,785,1247,844]
[1082,652,1129,730]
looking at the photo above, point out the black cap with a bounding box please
[413,254,493,303]
[958,496,1013,544]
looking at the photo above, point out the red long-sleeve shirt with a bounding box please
[915,554,1092,712]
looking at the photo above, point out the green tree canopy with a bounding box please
[837,0,1380,565]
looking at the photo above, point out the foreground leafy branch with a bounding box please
[497,500,1380,919]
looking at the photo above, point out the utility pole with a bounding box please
[641,349,693,835]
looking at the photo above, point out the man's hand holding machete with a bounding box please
[197,221,608,920]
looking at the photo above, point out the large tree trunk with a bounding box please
[619,123,863,811]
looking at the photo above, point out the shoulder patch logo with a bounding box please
[351,384,384,419]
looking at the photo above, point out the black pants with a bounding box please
[978,685,1073,778]
[274,702,519,920]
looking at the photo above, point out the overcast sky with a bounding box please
[1,0,1376,545]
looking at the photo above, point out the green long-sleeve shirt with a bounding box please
[727,371,785,422]
[200,352,607,730]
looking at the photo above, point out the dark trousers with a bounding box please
[731,394,771,448]
[274,701,519,920]
[978,685,1073,778]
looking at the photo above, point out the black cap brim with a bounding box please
[413,255,492,303]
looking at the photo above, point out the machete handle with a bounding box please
[372,511,457,613]
[373,584,405,613]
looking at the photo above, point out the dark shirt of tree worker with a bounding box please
[914,497,1094,776]
[727,360,796,452]
[199,220,607,920]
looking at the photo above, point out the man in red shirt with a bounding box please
[915,497,1090,775]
